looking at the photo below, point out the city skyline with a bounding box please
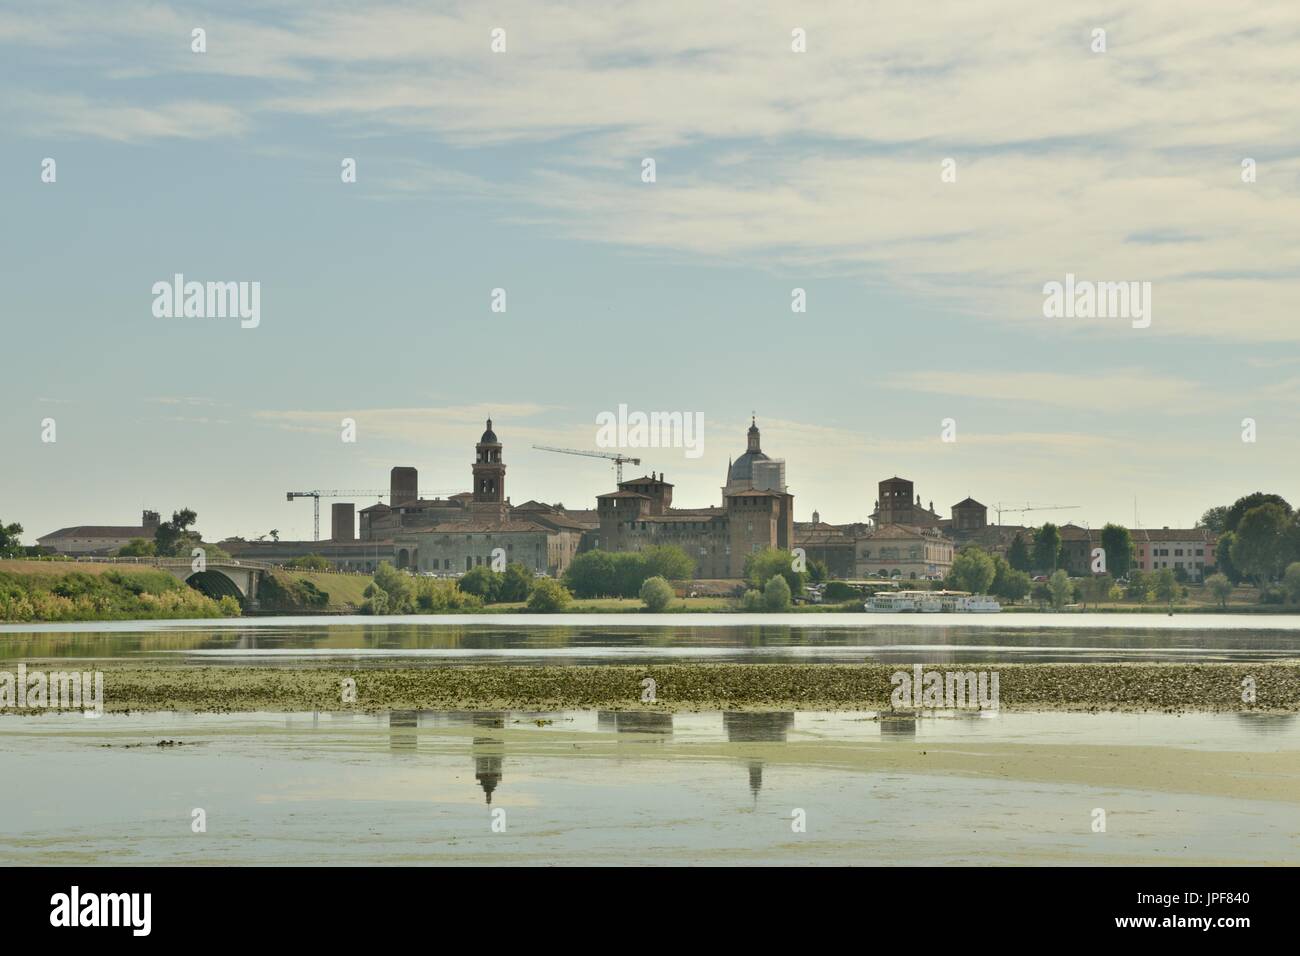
[4,1,1299,542]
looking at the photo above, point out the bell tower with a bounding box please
[471,419,506,515]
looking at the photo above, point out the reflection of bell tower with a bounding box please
[724,711,794,802]
[471,713,505,804]
[471,419,507,518]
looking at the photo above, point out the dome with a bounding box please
[479,418,498,444]
[727,449,770,482]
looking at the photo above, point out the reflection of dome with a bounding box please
[480,418,498,444]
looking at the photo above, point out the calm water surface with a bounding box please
[2,708,1295,865]
[3,613,1300,664]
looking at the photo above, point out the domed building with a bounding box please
[594,416,795,579]
[724,417,787,495]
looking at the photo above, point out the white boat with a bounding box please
[864,590,941,613]
[864,589,1001,613]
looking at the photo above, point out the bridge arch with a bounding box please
[185,570,245,603]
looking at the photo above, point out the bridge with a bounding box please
[79,557,275,608]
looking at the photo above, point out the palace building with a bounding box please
[591,418,794,579]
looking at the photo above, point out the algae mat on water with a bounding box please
[3,661,1297,714]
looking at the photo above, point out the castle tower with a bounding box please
[471,419,506,517]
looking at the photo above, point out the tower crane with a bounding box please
[994,503,1081,525]
[287,487,465,540]
[532,446,642,483]
[286,490,388,542]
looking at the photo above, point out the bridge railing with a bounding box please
[72,556,278,571]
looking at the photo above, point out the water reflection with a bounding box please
[470,713,505,804]
[724,711,795,801]
[7,617,1300,664]
[597,711,674,735]
[879,711,918,738]
[388,710,418,753]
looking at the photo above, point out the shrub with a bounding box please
[821,581,858,602]
[763,574,792,611]
[527,578,571,612]
[1284,562,1300,604]
[639,576,674,612]
[498,562,535,603]
[740,589,764,612]
[459,566,501,602]
[1260,584,1286,605]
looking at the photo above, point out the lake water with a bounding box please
[2,708,1295,865]
[4,615,1298,865]
[3,613,1300,664]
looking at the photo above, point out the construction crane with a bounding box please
[533,446,642,483]
[994,503,1081,525]
[285,490,388,542]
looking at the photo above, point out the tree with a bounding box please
[1007,534,1031,573]
[1153,568,1178,606]
[154,508,199,557]
[611,551,650,597]
[1198,506,1230,533]
[807,559,830,584]
[639,575,674,612]
[361,582,389,615]
[1231,503,1293,584]
[1124,570,1151,603]
[991,560,1031,604]
[1048,569,1072,609]
[459,565,501,602]
[287,553,330,571]
[1205,572,1233,609]
[740,589,765,612]
[641,545,695,582]
[1283,562,1300,605]
[498,562,535,603]
[762,574,792,611]
[527,578,571,612]
[1033,524,1062,573]
[117,538,156,557]
[744,547,806,595]
[1216,532,1241,584]
[1099,524,1133,577]
[949,546,996,594]
[269,529,280,542]
[372,561,413,612]
[1082,573,1114,607]
[562,550,617,598]
[0,520,23,558]
[1031,581,1051,608]
[1225,493,1292,533]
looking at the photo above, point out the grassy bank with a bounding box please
[11,661,1296,714]
[0,560,239,623]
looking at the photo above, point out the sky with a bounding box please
[3,0,1300,544]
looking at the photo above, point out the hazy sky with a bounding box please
[3,0,1299,543]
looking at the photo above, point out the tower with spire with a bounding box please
[470,418,508,519]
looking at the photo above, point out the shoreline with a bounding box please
[3,661,1296,715]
